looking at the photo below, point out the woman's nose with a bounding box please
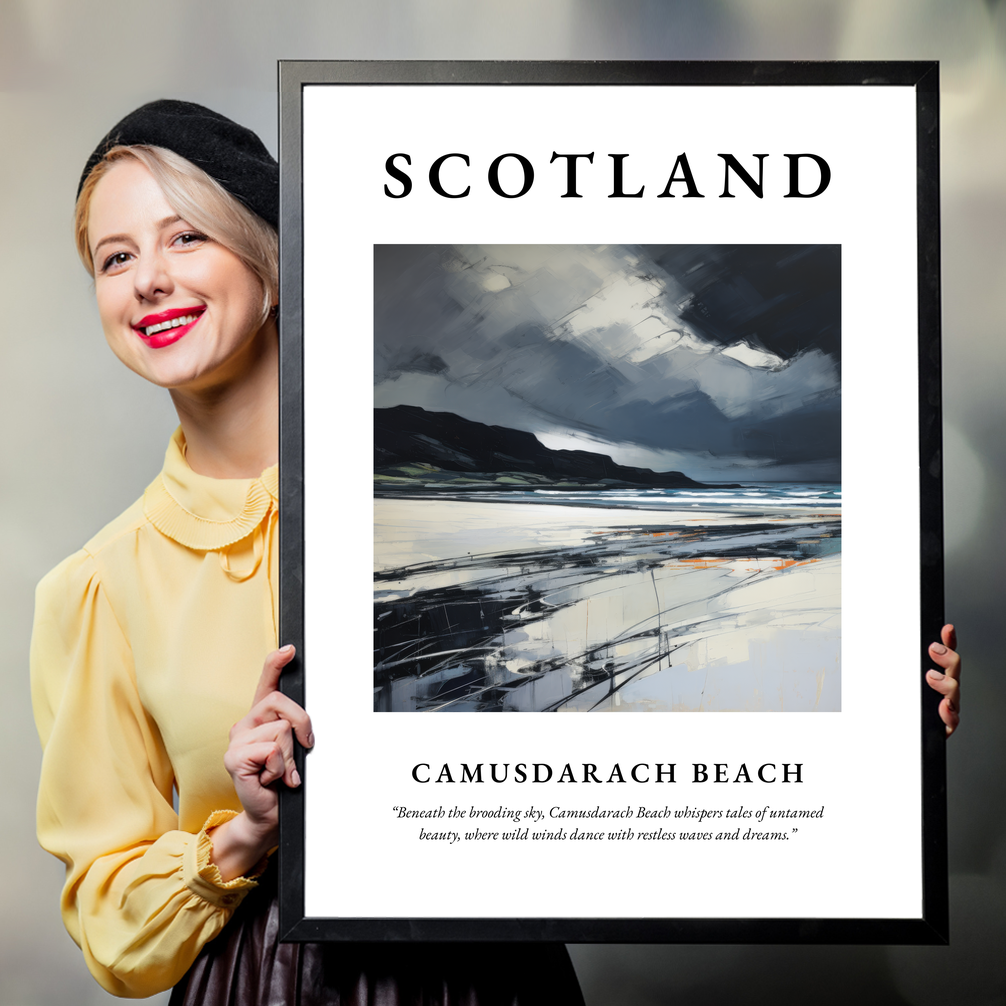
[133,249,173,302]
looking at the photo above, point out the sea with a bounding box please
[379,482,842,511]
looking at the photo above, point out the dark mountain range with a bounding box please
[375,406,738,490]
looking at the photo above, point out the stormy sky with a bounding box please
[374,244,840,482]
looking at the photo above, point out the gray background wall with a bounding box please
[1,2,1002,1003]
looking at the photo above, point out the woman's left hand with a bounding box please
[926,624,961,737]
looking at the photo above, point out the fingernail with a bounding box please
[928,670,944,680]
[291,768,301,787]
[306,732,315,748]
[280,644,295,654]
[931,643,947,655]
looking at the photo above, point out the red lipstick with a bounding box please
[132,306,205,349]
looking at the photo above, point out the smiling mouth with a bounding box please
[134,307,206,338]
[142,313,199,337]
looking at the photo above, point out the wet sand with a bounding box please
[374,498,841,712]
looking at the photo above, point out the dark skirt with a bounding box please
[169,870,585,1006]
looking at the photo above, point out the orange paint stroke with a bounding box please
[771,557,820,571]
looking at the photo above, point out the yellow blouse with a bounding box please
[31,428,279,998]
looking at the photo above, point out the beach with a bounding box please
[374,491,841,713]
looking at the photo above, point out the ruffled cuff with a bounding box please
[182,810,269,909]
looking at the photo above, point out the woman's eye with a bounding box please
[101,251,132,273]
[173,231,208,248]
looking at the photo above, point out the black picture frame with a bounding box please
[277,60,945,944]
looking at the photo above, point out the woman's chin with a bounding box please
[110,323,273,395]
[122,354,219,392]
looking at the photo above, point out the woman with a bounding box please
[31,100,586,1003]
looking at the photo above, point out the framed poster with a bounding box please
[277,61,946,943]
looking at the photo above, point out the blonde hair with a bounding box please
[75,145,278,322]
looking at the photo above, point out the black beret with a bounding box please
[78,99,278,228]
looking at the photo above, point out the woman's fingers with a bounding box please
[223,644,312,818]
[928,629,961,683]
[927,623,961,737]
[224,738,287,788]
[232,689,314,750]
[252,644,296,706]
[256,691,313,749]
[924,678,960,736]
[941,623,958,653]
[230,719,302,788]
[242,644,314,748]
[940,698,961,736]
[258,742,289,788]
[926,667,959,704]
[218,647,309,848]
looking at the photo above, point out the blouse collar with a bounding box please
[143,428,278,551]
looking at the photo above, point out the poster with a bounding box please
[278,62,945,942]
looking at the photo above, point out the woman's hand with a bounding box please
[926,624,961,738]
[209,645,314,880]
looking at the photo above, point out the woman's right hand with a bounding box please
[209,645,314,881]
[926,624,961,738]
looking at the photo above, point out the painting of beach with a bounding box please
[374,244,841,712]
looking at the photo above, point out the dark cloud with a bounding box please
[650,245,842,363]
[374,244,841,481]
